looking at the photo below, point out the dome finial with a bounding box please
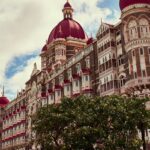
[63,0,73,19]
[2,86,4,96]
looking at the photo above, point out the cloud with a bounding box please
[0,0,120,100]
[3,56,41,100]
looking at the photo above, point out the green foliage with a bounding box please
[32,95,150,150]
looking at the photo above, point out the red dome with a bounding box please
[48,19,88,43]
[0,96,9,107]
[120,0,150,10]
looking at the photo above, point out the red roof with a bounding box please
[120,0,150,10]
[48,19,88,44]
[64,2,72,8]
[0,96,9,107]
[42,45,47,52]
[87,38,94,45]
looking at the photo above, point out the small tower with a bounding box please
[62,0,73,19]
[0,86,9,107]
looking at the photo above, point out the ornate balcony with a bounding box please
[82,88,93,93]
[82,68,91,75]
[125,77,150,89]
[72,74,81,80]
[48,88,54,94]
[64,79,71,84]
[55,85,63,90]
[41,92,47,98]
[125,38,150,52]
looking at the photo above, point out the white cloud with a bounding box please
[3,56,41,100]
[0,0,120,100]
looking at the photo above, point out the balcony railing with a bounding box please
[125,77,150,88]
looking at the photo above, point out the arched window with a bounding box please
[119,75,126,87]
[128,20,138,41]
[139,18,150,38]
[76,63,81,74]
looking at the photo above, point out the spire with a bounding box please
[63,0,73,19]
[31,62,38,76]
[34,62,37,70]
[101,18,103,25]
[2,86,4,96]
[17,90,19,97]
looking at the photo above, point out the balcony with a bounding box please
[41,92,47,98]
[55,85,63,90]
[99,59,117,76]
[72,74,81,80]
[82,68,91,75]
[64,79,71,84]
[100,80,119,96]
[100,89,119,97]
[48,88,54,94]
[125,38,150,52]
[125,77,150,89]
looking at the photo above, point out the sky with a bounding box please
[0,0,121,100]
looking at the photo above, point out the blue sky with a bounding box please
[0,0,121,99]
[100,0,120,20]
[99,0,120,11]
[5,51,39,79]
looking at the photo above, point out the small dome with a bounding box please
[120,0,150,10]
[87,38,94,45]
[42,45,47,52]
[48,19,88,44]
[0,96,9,107]
[64,2,72,8]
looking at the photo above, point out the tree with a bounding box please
[32,103,72,150]
[32,96,150,150]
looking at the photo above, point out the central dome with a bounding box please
[120,0,150,10]
[47,1,88,44]
[48,19,88,43]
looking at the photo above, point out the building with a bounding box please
[0,0,150,149]
[0,88,9,149]
[0,90,26,150]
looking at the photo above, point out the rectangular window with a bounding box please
[140,48,144,55]
[142,70,146,77]
[85,75,89,81]
[67,85,70,91]
[132,50,135,56]
[134,72,137,78]
[111,75,113,80]
[106,77,108,82]
[76,80,79,87]
[57,91,60,96]
[99,60,101,65]
[103,58,105,63]
[118,59,121,66]
[148,48,150,54]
